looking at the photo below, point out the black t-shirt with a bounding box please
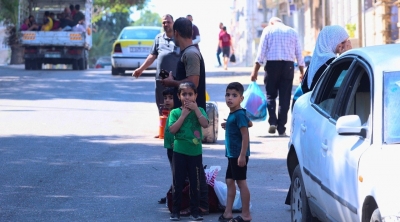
[173,45,206,110]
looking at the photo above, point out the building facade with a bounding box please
[230,0,400,66]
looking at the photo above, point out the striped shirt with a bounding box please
[255,22,305,66]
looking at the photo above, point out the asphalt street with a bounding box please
[0,65,297,221]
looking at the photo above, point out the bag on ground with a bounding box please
[213,180,243,211]
[241,82,267,122]
[204,166,221,187]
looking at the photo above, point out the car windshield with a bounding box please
[383,71,400,144]
[119,28,160,40]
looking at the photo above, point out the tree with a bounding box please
[0,0,22,64]
[132,10,161,26]
[89,29,113,66]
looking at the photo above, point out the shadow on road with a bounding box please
[0,134,289,221]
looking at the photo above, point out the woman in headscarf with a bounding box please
[301,25,352,93]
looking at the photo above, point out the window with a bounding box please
[119,29,160,40]
[311,59,354,116]
[383,71,400,144]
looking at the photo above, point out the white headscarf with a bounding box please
[307,25,349,88]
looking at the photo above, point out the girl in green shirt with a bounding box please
[168,82,208,221]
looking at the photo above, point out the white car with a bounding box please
[286,43,400,222]
[111,26,161,75]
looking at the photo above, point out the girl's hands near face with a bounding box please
[181,107,191,117]
[184,100,198,110]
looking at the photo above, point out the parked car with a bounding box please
[111,26,161,75]
[95,56,112,69]
[286,43,400,222]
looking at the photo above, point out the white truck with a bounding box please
[19,0,92,70]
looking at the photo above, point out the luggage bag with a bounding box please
[202,101,219,143]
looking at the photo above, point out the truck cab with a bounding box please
[19,0,92,70]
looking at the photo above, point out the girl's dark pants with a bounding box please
[172,151,203,215]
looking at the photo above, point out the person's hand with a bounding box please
[299,73,304,82]
[342,39,352,53]
[161,72,174,87]
[238,155,246,167]
[181,107,191,118]
[250,71,258,81]
[184,100,198,111]
[132,68,143,78]
[221,118,227,130]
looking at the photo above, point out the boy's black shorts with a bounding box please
[225,157,249,181]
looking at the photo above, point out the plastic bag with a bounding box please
[241,82,267,122]
[293,85,303,100]
[213,180,242,211]
[204,166,221,187]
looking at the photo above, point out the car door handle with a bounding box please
[321,141,328,151]
[301,124,306,132]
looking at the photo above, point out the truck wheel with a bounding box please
[78,58,85,70]
[72,60,78,70]
[25,59,31,70]
[111,66,118,75]
[37,62,42,70]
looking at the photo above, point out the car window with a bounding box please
[312,59,354,116]
[119,29,160,40]
[332,61,372,139]
[383,71,400,144]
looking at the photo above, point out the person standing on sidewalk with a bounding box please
[216,22,224,67]
[132,14,180,137]
[250,17,305,136]
[186,15,201,50]
[219,26,234,70]
[219,82,252,222]
[168,82,209,221]
[161,17,209,217]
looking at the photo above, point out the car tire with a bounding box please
[111,66,119,75]
[370,208,382,222]
[291,165,315,222]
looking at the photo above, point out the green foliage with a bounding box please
[132,10,161,26]
[0,0,19,25]
[345,23,356,38]
[89,29,114,66]
[94,0,147,9]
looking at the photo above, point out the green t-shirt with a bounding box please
[168,107,208,156]
[164,116,174,149]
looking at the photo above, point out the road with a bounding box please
[0,65,295,221]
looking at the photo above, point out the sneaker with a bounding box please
[268,125,277,134]
[158,197,166,204]
[170,213,180,221]
[279,132,287,137]
[190,214,203,221]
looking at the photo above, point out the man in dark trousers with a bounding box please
[161,17,208,219]
[250,17,305,136]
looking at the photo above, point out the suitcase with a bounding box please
[202,101,219,143]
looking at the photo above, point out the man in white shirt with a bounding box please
[250,17,305,136]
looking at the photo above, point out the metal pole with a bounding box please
[358,0,363,47]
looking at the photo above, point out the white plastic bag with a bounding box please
[204,166,221,187]
[213,180,242,211]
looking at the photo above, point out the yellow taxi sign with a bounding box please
[23,32,36,40]
[70,33,83,41]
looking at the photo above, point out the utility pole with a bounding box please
[358,0,364,47]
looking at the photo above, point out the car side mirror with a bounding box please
[336,115,366,137]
